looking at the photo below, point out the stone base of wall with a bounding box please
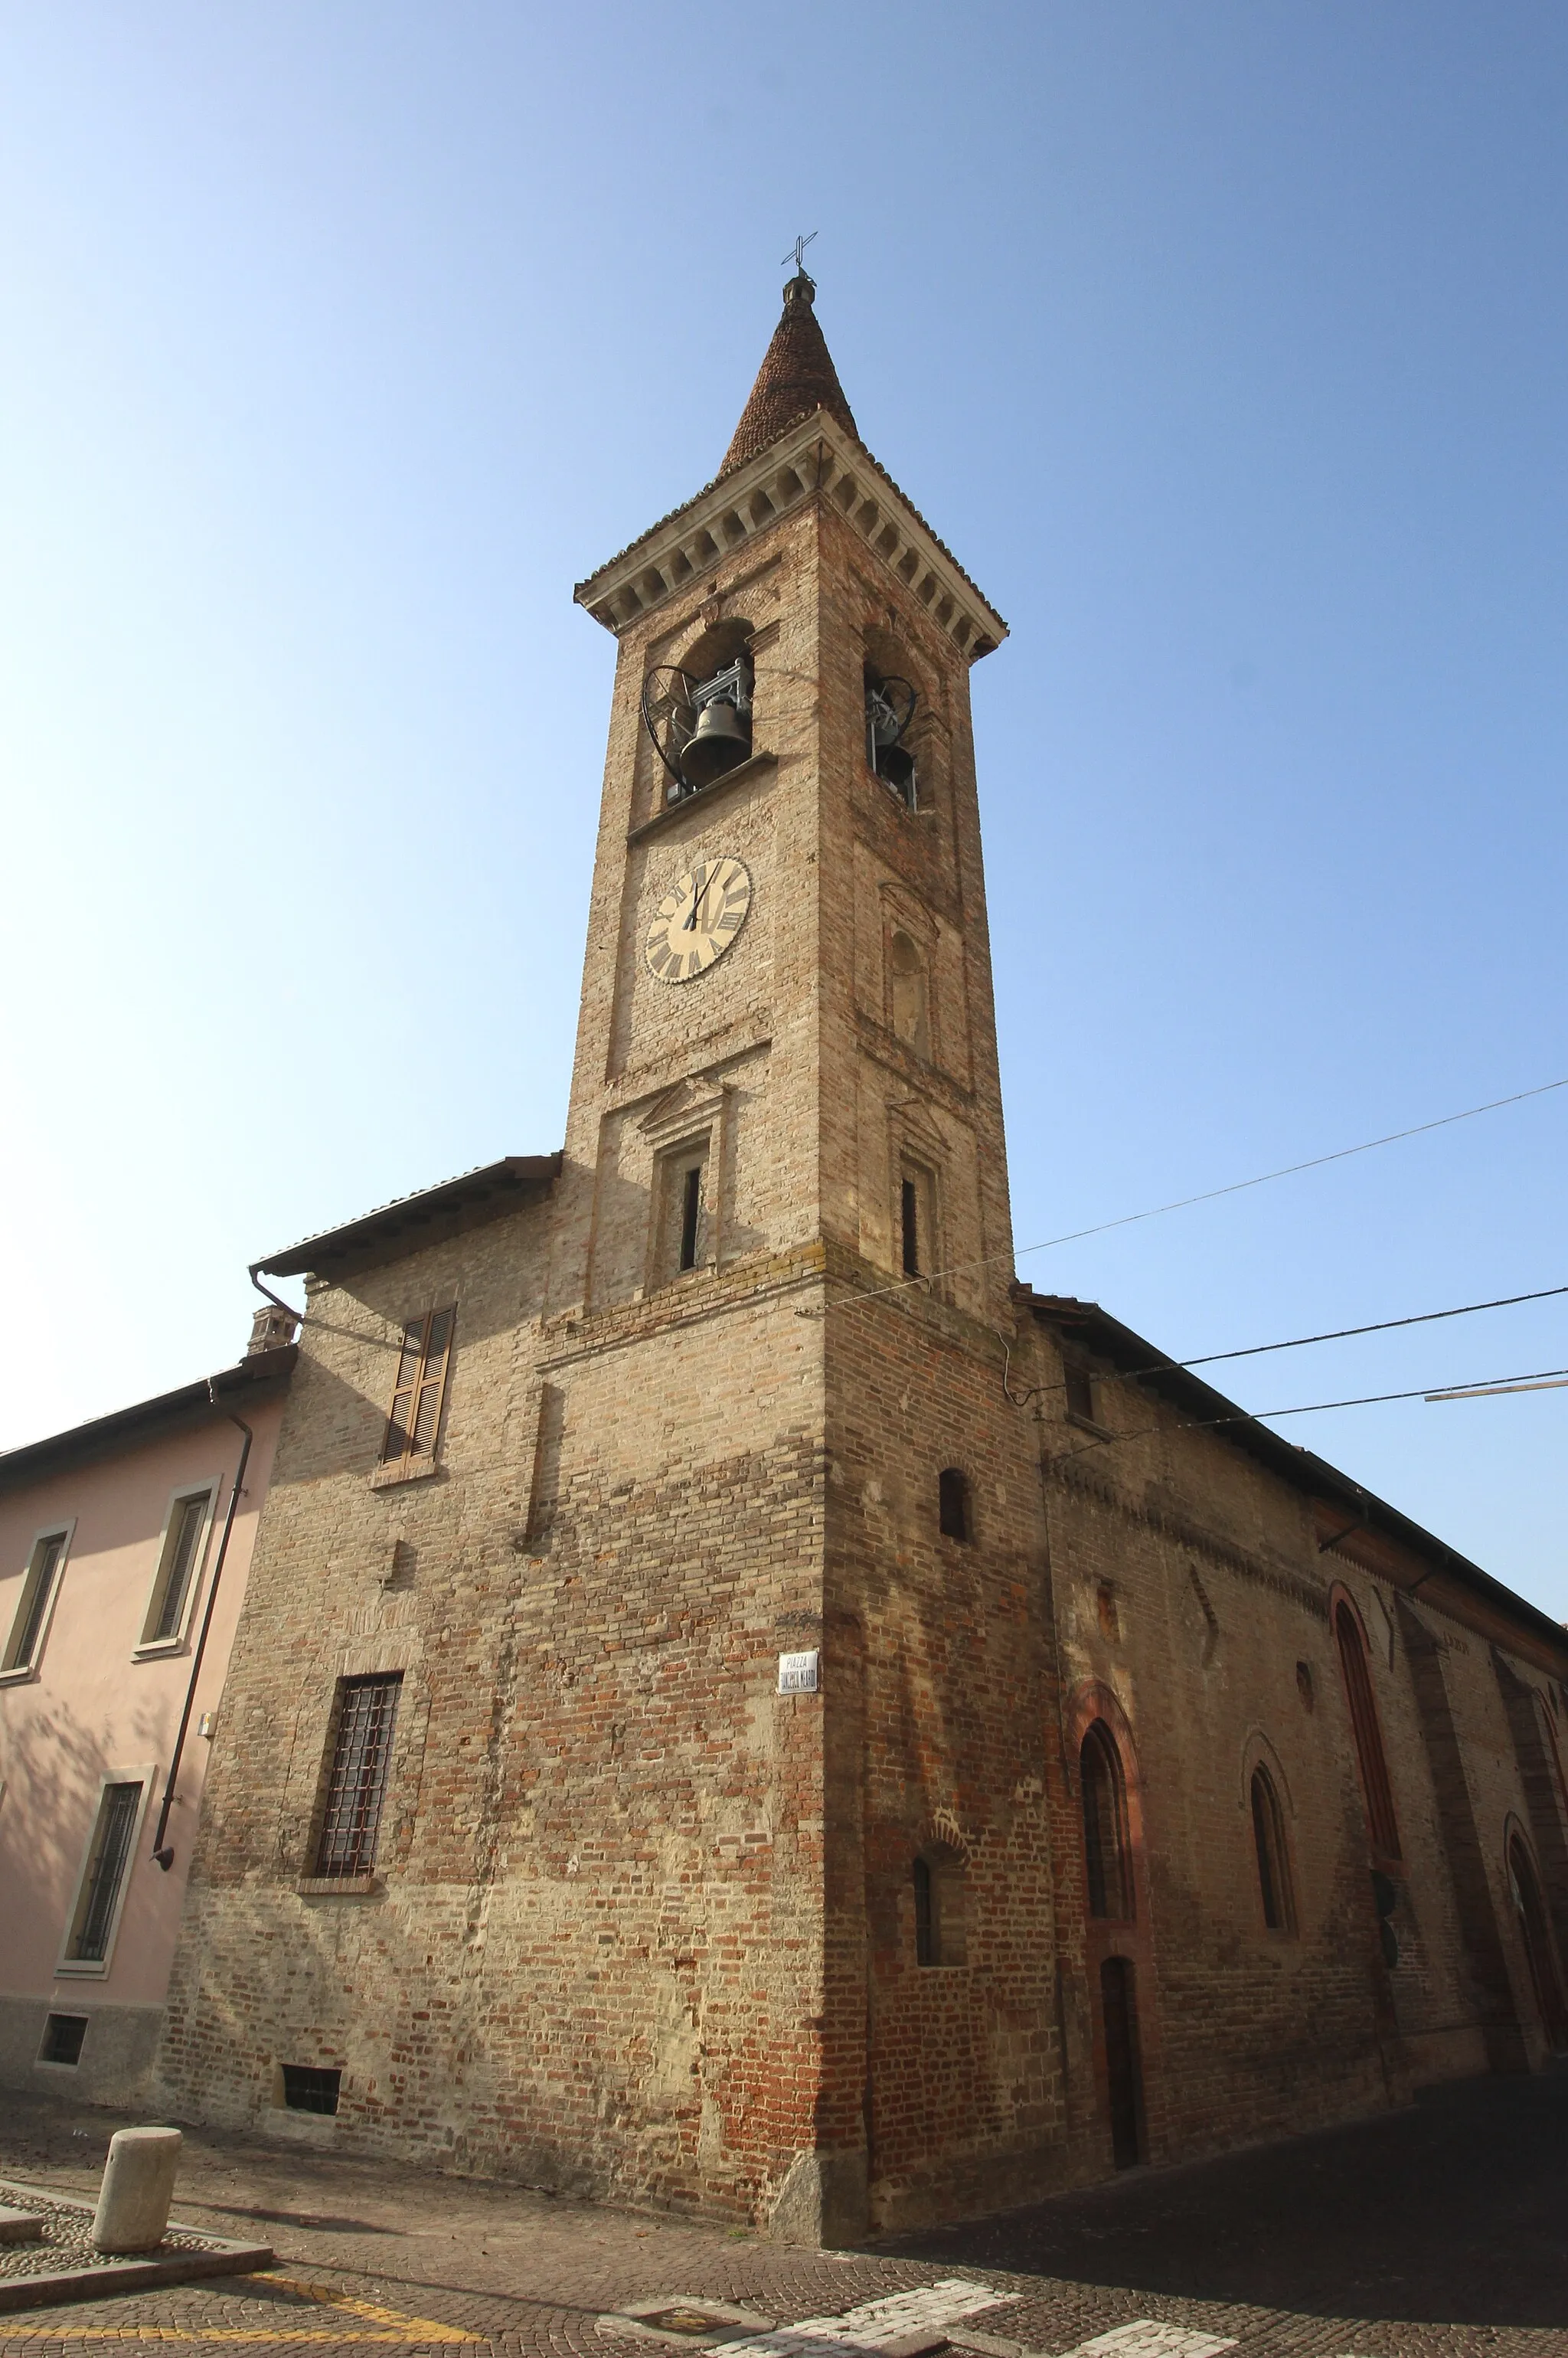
[0,1998,164,2109]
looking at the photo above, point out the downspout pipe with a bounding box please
[150,1388,252,1870]
[249,1261,301,1324]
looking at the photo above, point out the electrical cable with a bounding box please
[1048,1364,1568,1476]
[1043,1279,1568,1401]
[814,1071,1568,1320]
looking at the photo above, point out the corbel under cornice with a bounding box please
[573,416,1008,666]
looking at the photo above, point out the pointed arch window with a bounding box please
[1081,1720,1132,1921]
[1250,1765,1295,1932]
[1334,1600,1400,1861]
[1508,1832,1568,2051]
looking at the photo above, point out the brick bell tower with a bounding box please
[562,273,1060,2239]
[560,271,1014,1329]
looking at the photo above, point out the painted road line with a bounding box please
[0,2274,485,2346]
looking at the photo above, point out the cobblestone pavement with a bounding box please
[0,2072,1563,2358]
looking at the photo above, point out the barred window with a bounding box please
[66,1782,142,1964]
[315,1675,402,1878]
[382,1309,455,1465]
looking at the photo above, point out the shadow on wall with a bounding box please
[877,2069,1568,2331]
[1,1689,169,1954]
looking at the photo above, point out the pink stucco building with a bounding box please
[0,1315,295,2104]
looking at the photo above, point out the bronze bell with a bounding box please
[680,698,750,787]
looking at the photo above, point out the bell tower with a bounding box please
[547,273,1054,2242]
[554,270,1014,1330]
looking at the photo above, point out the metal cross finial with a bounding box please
[782,231,818,274]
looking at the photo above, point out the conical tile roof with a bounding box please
[720,273,858,476]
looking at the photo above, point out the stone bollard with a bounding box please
[92,2126,182,2254]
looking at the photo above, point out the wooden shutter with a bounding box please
[382,1309,456,1464]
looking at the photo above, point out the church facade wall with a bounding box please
[1021,1309,1568,2214]
[157,1199,836,2222]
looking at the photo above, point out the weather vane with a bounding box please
[782,231,818,274]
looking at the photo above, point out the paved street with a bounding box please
[1,2072,1564,2358]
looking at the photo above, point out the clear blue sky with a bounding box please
[2,4,1564,1611]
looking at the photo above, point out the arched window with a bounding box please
[938,1468,972,1543]
[912,1850,966,1965]
[1334,1599,1400,1860]
[887,929,930,1058]
[1508,1833,1568,2051]
[1250,1765,1295,1932]
[1081,1720,1132,1921]
[864,663,917,806]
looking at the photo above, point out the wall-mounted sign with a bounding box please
[778,1649,820,1694]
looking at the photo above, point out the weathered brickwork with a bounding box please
[157,279,1568,2242]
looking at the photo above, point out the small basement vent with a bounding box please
[40,2013,89,2066]
[279,2065,341,2115]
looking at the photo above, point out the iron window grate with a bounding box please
[315,1674,401,1878]
[69,1782,142,1962]
[40,2013,88,2066]
[280,2064,341,2114]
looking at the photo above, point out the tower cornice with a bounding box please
[573,414,1008,664]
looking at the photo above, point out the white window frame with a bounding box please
[132,1481,219,1659]
[55,1764,156,1980]
[0,1519,75,1684]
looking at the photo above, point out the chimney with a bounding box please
[247,1302,299,1356]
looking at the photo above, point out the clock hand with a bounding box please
[684,860,713,932]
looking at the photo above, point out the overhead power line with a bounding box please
[1066,1279,1568,1399]
[1051,1362,1568,1477]
[818,1071,1568,1320]
[1257,1365,1568,1419]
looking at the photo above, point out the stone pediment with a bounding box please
[638,1075,731,1147]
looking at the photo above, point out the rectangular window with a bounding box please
[65,1782,143,1965]
[3,1528,70,1675]
[901,1177,920,1276]
[679,1163,702,1271]
[652,1140,711,1285]
[39,2013,89,2067]
[315,1674,402,1878]
[1063,1361,1096,1424]
[138,1490,214,1650]
[382,1309,455,1465]
[279,2064,341,2114]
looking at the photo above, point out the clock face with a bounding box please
[645,855,752,984]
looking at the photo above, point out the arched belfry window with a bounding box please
[642,620,755,806]
[1334,1600,1401,1860]
[1081,1720,1132,1921]
[864,664,918,806]
[1250,1765,1295,1932]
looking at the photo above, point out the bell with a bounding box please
[679,698,750,787]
